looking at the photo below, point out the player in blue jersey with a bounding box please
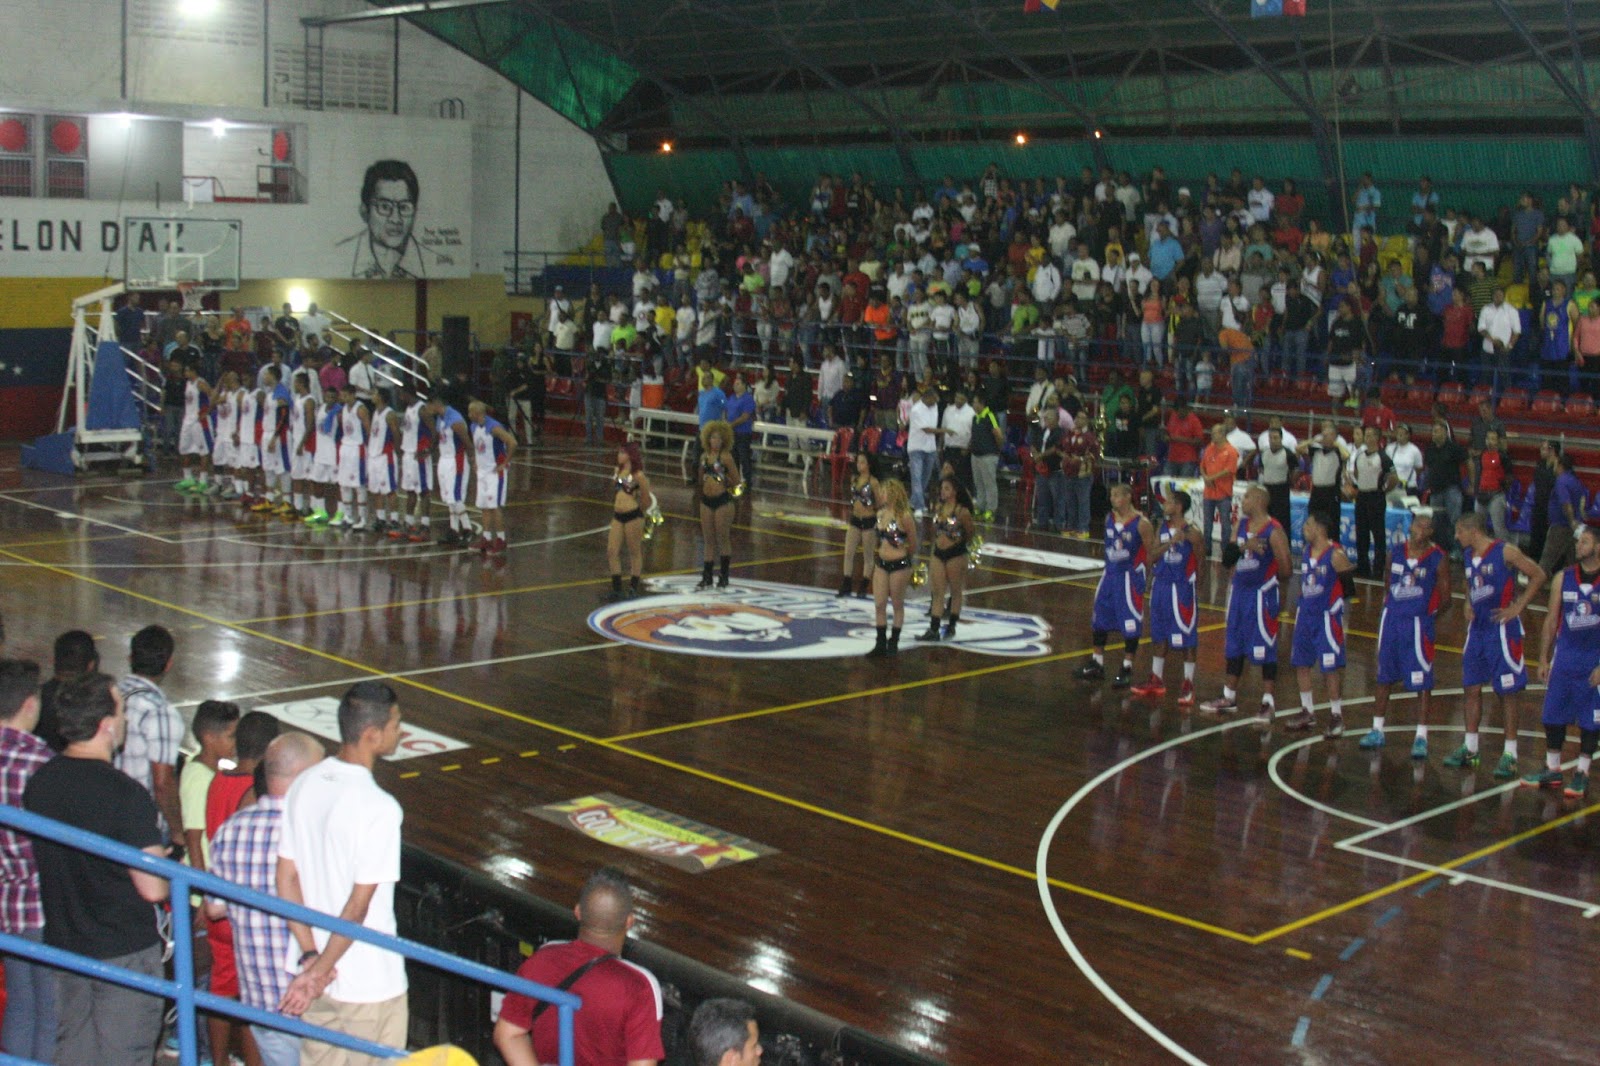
[1359,507,1451,758]
[1075,482,1155,688]
[1446,511,1546,778]
[1200,485,1292,721]
[1286,508,1354,737]
[1132,489,1203,705]
[1524,524,1600,797]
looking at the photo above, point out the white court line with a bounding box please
[173,642,612,709]
[0,491,180,544]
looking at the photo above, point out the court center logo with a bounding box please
[589,576,1053,659]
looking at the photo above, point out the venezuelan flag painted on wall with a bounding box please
[1252,0,1306,16]
[1023,0,1059,11]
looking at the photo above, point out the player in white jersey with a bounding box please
[364,390,401,534]
[233,381,262,506]
[391,386,433,543]
[425,391,474,545]
[257,366,296,515]
[288,371,317,517]
[175,365,217,493]
[333,383,372,530]
[468,400,518,553]
[303,391,342,526]
[208,372,238,496]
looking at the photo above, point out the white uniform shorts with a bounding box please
[179,419,212,457]
[400,452,430,494]
[311,459,337,484]
[211,435,234,468]
[337,447,365,490]
[366,452,397,495]
[235,437,260,470]
[437,454,468,506]
[262,437,290,478]
[476,468,507,511]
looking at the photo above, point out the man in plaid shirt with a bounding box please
[206,732,325,1066]
[115,625,186,849]
[0,660,53,1061]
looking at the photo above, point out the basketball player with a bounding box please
[1448,511,1545,777]
[426,391,474,546]
[288,370,317,518]
[333,382,371,530]
[207,371,237,499]
[175,364,216,494]
[1523,524,1600,797]
[364,390,401,534]
[1132,489,1202,705]
[392,386,433,543]
[1359,507,1450,757]
[235,377,264,508]
[258,365,296,516]
[468,400,517,553]
[1286,508,1353,737]
[1075,482,1155,688]
[1200,485,1291,720]
[302,386,342,525]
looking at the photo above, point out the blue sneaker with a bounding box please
[1492,752,1518,779]
[1442,744,1479,768]
[1358,728,1385,750]
[1522,769,1563,790]
[1410,735,1428,760]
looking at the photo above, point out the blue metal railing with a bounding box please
[0,803,581,1066]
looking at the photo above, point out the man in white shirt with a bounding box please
[1477,286,1521,377]
[929,291,957,363]
[1031,256,1062,305]
[1223,412,1257,470]
[907,390,941,516]
[545,286,571,342]
[674,295,697,364]
[1069,244,1101,303]
[1048,211,1078,260]
[1219,278,1250,332]
[348,346,377,401]
[906,295,934,378]
[817,346,845,403]
[1459,217,1501,274]
[1195,261,1227,337]
[768,243,795,290]
[631,260,657,301]
[277,681,407,1057]
[886,263,911,302]
[955,292,983,367]
[941,390,975,491]
[298,304,331,346]
[1247,176,1275,223]
[1124,253,1153,297]
[1255,414,1298,456]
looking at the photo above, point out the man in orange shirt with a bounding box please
[1200,422,1239,560]
[862,290,895,364]
[1219,326,1255,415]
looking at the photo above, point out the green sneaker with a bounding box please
[174,478,195,492]
[1522,769,1563,790]
[303,509,329,525]
[1563,771,1589,799]
[1442,745,1480,769]
[1492,752,1518,780]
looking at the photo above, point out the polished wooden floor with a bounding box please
[1,443,1596,1066]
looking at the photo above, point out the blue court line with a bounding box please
[1338,937,1366,961]
[1291,1017,1311,1047]
[1310,974,1333,1001]
[1373,905,1402,928]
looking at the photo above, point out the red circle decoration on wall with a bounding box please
[0,118,27,154]
[50,119,82,155]
[272,130,291,162]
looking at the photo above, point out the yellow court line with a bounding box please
[604,737,1257,944]
[230,548,839,624]
[1249,799,1600,943]
[606,620,1229,743]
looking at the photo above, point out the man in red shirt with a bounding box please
[1359,388,1396,434]
[1163,399,1204,477]
[494,867,664,1066]
[1061,421,1100,537]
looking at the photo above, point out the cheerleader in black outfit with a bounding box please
[697,419,741,590]
[839,451,882,597]
[916,476,976,642]
[607,441,651,600]
[866,478,917,657]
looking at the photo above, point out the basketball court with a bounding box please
[1,443,1593,1064]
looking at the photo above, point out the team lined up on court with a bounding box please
[1076,483,1600,797]
[170,366,518,553]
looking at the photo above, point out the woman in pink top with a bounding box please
[1575,300,1600,374]
[1140,290,1166,368]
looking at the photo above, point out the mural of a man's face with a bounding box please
[364,178,416,253]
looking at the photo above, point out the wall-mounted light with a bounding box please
[178,0,219,17]
[1014,132,1028,146]
[209,118,227,138]
[660,141,673,153]
[287,286,310,313]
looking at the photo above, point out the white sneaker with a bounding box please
[348,520,367,532]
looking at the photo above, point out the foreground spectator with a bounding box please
[24,672,170,1066]
[493,866,664,1066]
[0,660,53,1061]
[688,998,762,1066]
[277,681,406,1065]
[116,624,186,852]
[35,629,98,752]
[208,732,325,1066]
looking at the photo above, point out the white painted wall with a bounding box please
[0,0,614,275]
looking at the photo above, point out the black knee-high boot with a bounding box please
[943,611,959,639]
[628,575,641,598]
[837,575,853,597]
[866,625,888,657]
[696,561,714,589]
[915,613,942,641]
[888,626,902,653]
[718,555,731,587]
[609,574,623,601]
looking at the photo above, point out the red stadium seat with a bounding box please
[1468,384,1494,410]
[827,426,854,492]
[857,426,881,454]
[1531,390,1563,415]
[1497,390,1529,417]
[1563,394,1594,422]
[1436,382,1465,409]
[1402,381,1434,410]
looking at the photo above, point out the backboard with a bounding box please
[124,216,242,291]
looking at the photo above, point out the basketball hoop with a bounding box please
[177,281,212,314]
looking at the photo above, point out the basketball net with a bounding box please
[177,281,212,314]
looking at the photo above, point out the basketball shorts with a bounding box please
[1542,656,1600,729]
[1375,610,1435,691]
[1460,619,1527,695]
[476,468,507,511]
[235,439,259,470]
[1147,579,1198,650]
[400,451,430,494]
[179,419,213,457]
[336,447,365,490]
[437,455,468,506]
[291,448,314,481]
[1091,568,1145,637]
[1290,604,1346,672]
[262,438,290,478]
[366,452,397,496]
[1224,581,1281,663]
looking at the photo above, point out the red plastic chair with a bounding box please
[1436,382,1465,409]
[1532,390,1563,415]
[1497,390,1529,418]
[1563,394,1594,422]
[1016,445,1035,518]
[828,427,854,493]
[1468,384,1494,410]
[857,425,882,454]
